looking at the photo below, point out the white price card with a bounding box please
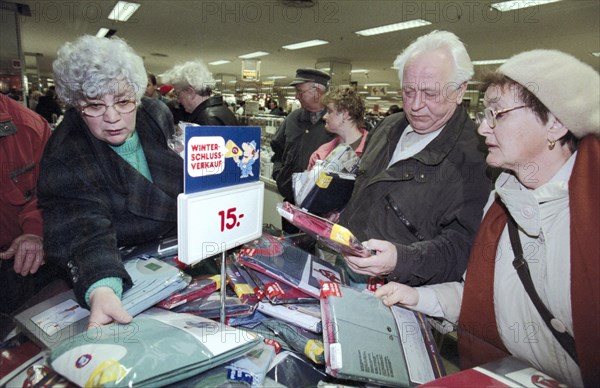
[177,181,264,265]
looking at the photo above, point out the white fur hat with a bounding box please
[498,49,599,138]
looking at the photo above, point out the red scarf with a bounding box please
[458,135,600,386]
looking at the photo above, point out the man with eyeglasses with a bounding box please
[38,35,183,328]
[270,68,335,233]
[340,31,490,287]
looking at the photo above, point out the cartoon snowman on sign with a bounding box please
[233,140,260,178]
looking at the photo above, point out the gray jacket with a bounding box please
[340,107,490,285]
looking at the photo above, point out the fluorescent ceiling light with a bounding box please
[366,96,381,100]
[238,51,269,59]
[365,83,390,86]
[96,28,110,37]
[268,76,287,79]
[208,60,230,65]
[472,59,508,65]
[491,0,562,12]
[318,67,331,71]
[108,1,140,22]
[282,40,329,50]
[355,19,431,36]
[351,69,369,73]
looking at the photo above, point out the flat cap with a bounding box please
[290,68,331,87]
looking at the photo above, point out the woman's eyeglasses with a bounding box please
[80,100,137,117]
[475,105,528,128]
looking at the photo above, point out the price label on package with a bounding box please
[177,182,264,265]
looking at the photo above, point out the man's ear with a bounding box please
[453,81,468,104]
[547,113,569,140]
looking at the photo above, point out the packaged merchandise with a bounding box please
[236,233,346,299]
[49,308,261,387]
[320,285,445,387]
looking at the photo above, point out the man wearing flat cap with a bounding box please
[270,68,335,233]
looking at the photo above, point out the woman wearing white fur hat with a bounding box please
[374,49,599,387]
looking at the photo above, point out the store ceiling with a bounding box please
[12,0,600,98]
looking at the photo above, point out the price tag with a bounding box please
[177,181,264,265]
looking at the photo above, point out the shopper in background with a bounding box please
[0,94,58,316]
[306,87,367,170]
[144,73,170,106]
[159,84,174,100]
[144,73,160,98]
[35,86,62,124]
[340,30,490,285]
[267,100,285,116]
[375,50,600,387]
[385,104,402,116]
[270,68,335,233]
[158,83,189,124]
[28,90,43,112]
[38,35,183,328]
[161,59,238,126]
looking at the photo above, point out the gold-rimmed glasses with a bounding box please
[475,105,528,128]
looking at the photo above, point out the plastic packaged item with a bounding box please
[262,319,325,364]
[49,308,261,387]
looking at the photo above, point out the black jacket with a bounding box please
[340,107,490,286]
[38,98,183,306]
[188,96,239,126]
[270,108,334,202]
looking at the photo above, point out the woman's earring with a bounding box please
[547,138,556,150]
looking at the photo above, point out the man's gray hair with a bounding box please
[161,59,216,97]
[53,35,147,107]
[393,30,474,86]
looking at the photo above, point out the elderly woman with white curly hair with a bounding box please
[161,59,239,126]
[38,35,183,328]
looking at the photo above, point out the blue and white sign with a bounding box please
[183,125,261,193]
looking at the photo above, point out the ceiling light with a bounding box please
[108,1,140,22]
[365,83,390,86]
[355,19,431,36]
[490,0,562,12]
[592,52,600,57]
[366,96,381,100]
[282,40,329,50]
[472,59,508,65]
[96,28,110,37]
[208,60,230,65]
[268,76,287,79]
[96,28,116,38]
[238,51,269,59]
[351,69,369,73]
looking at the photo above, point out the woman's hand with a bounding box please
[375,282,419,308]
[344,239,397,276]
[88,287,132,329]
